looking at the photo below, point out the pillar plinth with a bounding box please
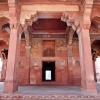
[78,28,97,93]
[81,80,97,93]
[3,80,18,93]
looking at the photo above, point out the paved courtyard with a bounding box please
[0,82,100,95]
[0,82,100,100]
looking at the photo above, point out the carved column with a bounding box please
[3,0,20,93]
[67,27,75,85]
[24,46,31,85]
[24,29,31,58]
[22,24,31,85]
[23,15,38,85]
[24,29,31,85]
[67,46,74,85]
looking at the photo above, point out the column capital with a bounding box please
[82,0,94,29]
[8,0,20,29]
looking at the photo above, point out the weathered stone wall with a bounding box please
[17,38,81,86]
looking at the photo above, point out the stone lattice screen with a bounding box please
[43,40,55,57]
[43,47,55,57]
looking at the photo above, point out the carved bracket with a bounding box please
[20,12,38,26]
[61,0,93,35]
[61,12,81,35]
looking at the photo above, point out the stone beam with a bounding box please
[38,12,62,19]
[21,4,79,12]
[20,0,79,4]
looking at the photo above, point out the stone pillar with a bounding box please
[24,46,31,85]
[22,26,31,85]
[3,0,20,93]
[1,60,7,81]
[78,28,97,93]
[3,28,20,93]
[67,46,74,85]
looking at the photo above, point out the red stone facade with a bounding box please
[0,0,99,94]
[17,38,81,86]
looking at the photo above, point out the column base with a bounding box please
[81,80,97,93]
[81,88,97,94]
[3,80,18,93]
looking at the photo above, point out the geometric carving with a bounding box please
[56,39,67,47]
[30,75,36,84]
[43,48,55,57]
[32,38,41,47]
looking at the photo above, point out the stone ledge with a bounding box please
[0,95,100,100]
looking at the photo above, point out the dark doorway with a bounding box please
[42,61,55,81]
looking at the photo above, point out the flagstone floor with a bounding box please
[0,82,100,100]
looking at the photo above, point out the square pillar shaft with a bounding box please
[3,29,20,93]
[78,28,97,93]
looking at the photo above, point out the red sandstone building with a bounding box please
[0,0,100,94]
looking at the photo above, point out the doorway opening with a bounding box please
[42,61,55,81]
